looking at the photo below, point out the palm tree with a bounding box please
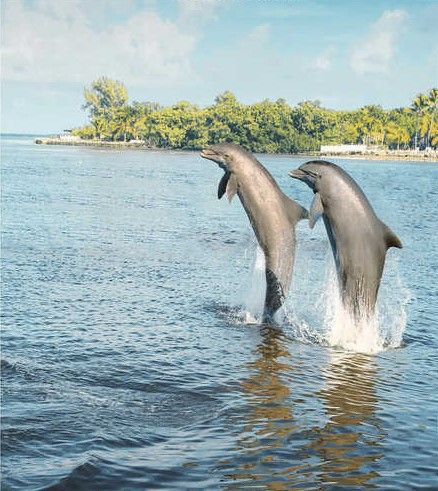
[410,92,430,149]
[425,88,438,148]
[386,122,409,150]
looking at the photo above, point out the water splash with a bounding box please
[323,269,384,353]
[312,260,409,354]
[236,242,410,354]
[376,257,412,349]
[241,243,266,324]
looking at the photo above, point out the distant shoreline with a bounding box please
[34,137,438,162]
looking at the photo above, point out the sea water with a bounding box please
[1,135,437,489]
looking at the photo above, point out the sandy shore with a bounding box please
[35,137,438,161]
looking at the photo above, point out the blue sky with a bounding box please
[1,0,437,133]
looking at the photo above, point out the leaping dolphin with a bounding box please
[201,143,308,322]
[289,160,402,319]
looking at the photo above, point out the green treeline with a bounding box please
[72,77,438,153]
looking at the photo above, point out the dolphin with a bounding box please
[289,160,402,319]
[201,143,308,322]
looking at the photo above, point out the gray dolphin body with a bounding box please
[290,160,402,319]
[201,143,308,322]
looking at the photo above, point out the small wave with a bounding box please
[282,309,327,346]
[1,358,15,372]
[1,358,40,380]
[214,302,263,326]
[44,454,104,490]
[204,296,265,326]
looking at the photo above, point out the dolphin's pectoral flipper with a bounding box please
[309,192,323,229]
[263,268,286,321]
[218,171,230,199]
[380,221,402,249]
[218,172,238,202]
[283,196,308,224]
[226,174,238,202]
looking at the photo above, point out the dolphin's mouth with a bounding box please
[289,167,318,191]
[200,147,219,160]
[289,168,308,180]
[200,147,227,170]
[289,168,318,180]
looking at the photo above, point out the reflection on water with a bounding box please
[222,329,383,489]
[311,351,383,489]
[241,327,294,431]
[3,137,436,489]
[221,327,306,489]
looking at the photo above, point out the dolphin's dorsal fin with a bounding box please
[217,172,238,202]
[309,192,323,229]
[381,222,403,249]
[283,195,308,224]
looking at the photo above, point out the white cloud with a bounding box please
[314,56,331,71]
[1,0,221,87]
[312,47,335,71]
[350,9,408,75]
[202,23,297,101]
[213,23,274,71]
[246,24,271,44]
[177,0,221,28]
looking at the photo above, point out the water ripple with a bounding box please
[2,137,437,490]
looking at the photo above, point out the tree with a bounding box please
[92,116,109,140]
[410,93,430,149]
[72,76,436,153]
[72,125,96,139]
[83,77,128,123]
[409,88,437,148]
[144,102,203,148]
[385,122,410,150]
[355,105,387,146]
[291,101,338,148]
[247,99,303,152]
[424,88,438,148]
[206,91,248,145]
[109,106,133,142]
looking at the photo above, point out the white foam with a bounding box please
[376,257,412,350]
[237,243,409,354]
[323,269,384,354]
[314,259,409,353]
[241,243,266,323]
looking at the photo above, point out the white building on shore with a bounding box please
[320,144,368,154]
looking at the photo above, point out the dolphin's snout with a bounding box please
[289,168,308,180]
[200,147,219,159]
[200,148,212,159]
[200,147,227,170]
